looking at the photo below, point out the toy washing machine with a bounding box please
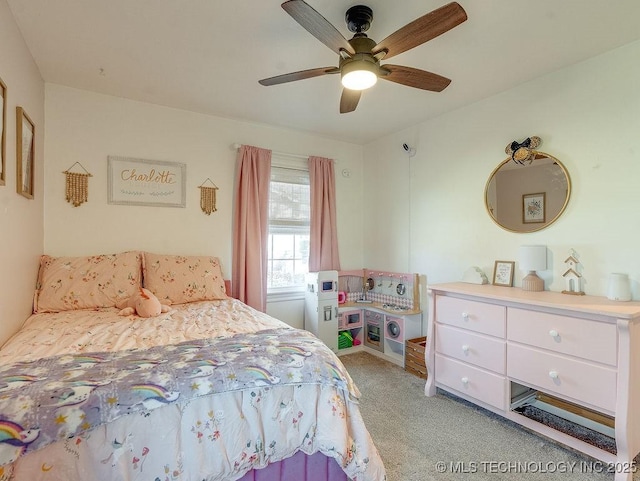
[385,316,404,342]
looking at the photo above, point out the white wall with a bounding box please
[362,125,419,273]
[12,16,640,344]
[43,85,365,328]
[0,0,45,344]
[364,40,640,299]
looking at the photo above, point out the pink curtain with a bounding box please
[232,145,272,311]
[308,156,341,271]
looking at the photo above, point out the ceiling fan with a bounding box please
[258,0,468,113]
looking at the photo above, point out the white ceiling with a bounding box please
[7,0,640,145]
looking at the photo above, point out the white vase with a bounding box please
[607,273,631,301]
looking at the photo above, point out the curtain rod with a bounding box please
[230,143,337,163]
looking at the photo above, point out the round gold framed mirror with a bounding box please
[485,152,571,233]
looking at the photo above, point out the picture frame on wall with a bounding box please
[107,156,186,208]
[16,106,35,199]
[523,192,545,224]
[493,260,515,287]
[0,76,6,186]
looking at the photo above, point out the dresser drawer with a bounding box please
[436,324,506,374]
[507,344,617,413]
[507,308,617,366]
[436,296,505,338]
[435,354,506,410]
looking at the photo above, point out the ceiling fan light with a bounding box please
[341,61,378,90]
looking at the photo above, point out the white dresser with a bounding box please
[425,283,640,481]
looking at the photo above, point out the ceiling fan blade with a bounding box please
[259,67,339,86]
[282,0,355,55]
[340,89,361,113]
[380,65,451,92]
[372,2,467,60]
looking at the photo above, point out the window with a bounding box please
[267,163,310,292]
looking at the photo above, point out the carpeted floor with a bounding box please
[340,351,637,481]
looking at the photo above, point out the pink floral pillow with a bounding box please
[143,253,227,305]
[34,251,143,313]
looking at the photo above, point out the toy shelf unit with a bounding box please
[337,308,363,352]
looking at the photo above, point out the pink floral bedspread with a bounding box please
[0,299,386,481]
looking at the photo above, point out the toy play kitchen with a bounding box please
[304,268,424,368]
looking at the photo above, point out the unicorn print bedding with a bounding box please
[0,252,386,481]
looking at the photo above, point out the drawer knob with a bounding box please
[549,329,559,338]
[461,376,469,385]
[462,344,470,353]
[461,312,469,320]
[549,370,559,379]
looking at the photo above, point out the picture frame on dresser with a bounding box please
[16,106,35,199]
[492,260,514,287]
[0,76,6,186]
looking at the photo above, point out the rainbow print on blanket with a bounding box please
[0,328,357,467]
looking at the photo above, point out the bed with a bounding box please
[0,251,386,481]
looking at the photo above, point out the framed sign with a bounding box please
[0,76,6,186]
[493,260,515,287]
[523,192,545,224]
[16,106,35,199]
[108,156,186,207]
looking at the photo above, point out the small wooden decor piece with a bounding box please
[198,178,218,215]
[461,266,489,284]
[63,162,92,207]
[561,249,585,295]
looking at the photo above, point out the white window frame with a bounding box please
[267,154,310,299]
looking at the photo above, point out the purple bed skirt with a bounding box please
[238,451,349,481]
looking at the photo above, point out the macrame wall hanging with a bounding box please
[63,162,92,207]
[198,178,219,215]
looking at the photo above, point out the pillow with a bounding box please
[143,253,227,305]
[34,251,143,313]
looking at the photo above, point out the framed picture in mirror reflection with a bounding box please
[523,192,545,224]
